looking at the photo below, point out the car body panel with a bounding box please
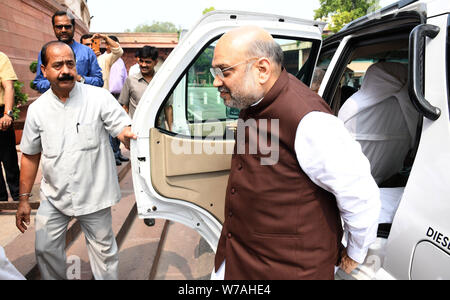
[321,0,450,280]
[382,13,450,279]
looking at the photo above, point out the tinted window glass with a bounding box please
[160,37,316,138]
[312,51,335,93]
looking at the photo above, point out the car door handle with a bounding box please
[408,24,441,121]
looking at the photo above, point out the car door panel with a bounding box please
[383,13,450,279]
[150,128,233,223]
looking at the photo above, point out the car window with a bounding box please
[158,37,316,138]
[344,51,408,88]
[330,46,408,114]
[312,50,335,93]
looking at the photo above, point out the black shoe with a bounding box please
[115,159,122,166]
[144,218,155,227]
[118,154,129,162]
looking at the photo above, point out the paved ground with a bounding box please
[153,221,214,280]
[0,145,133,247]
[0,144,215,280]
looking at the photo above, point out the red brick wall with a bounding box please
[0,0,89,99]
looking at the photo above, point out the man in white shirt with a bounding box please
[15,41,136,280]
[338,62,419,185]
[210,26,380,279]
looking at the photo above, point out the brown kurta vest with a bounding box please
[215,70,343,280]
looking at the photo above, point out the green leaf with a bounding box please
[314,0,380,32]
[13,80,28,120]
[29,61,37,73]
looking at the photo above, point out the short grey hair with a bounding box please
[246,39,283,67]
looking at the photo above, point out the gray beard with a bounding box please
[220,74,264,109]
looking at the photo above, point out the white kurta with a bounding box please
[296,112,380,264]
[338,62,419,184]
[20,82,132,216]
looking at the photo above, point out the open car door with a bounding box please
[130,11,325,251]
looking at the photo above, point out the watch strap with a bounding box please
[4,110,13,118]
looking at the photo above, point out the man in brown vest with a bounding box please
[210,26,380,280]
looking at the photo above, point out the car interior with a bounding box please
[317,34,423,238]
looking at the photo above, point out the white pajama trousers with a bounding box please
[35,199,119,280]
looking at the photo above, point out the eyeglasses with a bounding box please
[55,24,73,30]
[210,57,259,79]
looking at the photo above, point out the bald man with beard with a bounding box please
[210,26,380,280]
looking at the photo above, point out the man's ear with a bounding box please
[256,58,271,84]
[40,64,47,79]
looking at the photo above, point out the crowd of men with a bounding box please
[0,10,161,280]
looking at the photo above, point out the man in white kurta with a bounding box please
[338,62,419,185]
[15,41,136,280]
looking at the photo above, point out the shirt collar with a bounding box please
[137,69,157,83]
[49,82,79,104]
[136,72,146,82]
[250,97,264,107]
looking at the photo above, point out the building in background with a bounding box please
[96,32,179,72]
[0,0,90,144]
[0,0,91,98]
[1,1,178,144]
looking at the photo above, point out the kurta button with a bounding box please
[227,232,232,238]
[231,188,236,194]
[228,211,233,217]
[238,163,243,170]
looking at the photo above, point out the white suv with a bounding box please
[130,0,450,279]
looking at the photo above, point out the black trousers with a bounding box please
[0,122,20,201]
[109,93,122,158]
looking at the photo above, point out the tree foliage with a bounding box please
[126,21,179,33]
[188,46,214,85]
[314,0,380,33]
[203,7,215,15]
[13,81,28,120]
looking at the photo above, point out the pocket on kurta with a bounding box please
[77,123,99,150]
